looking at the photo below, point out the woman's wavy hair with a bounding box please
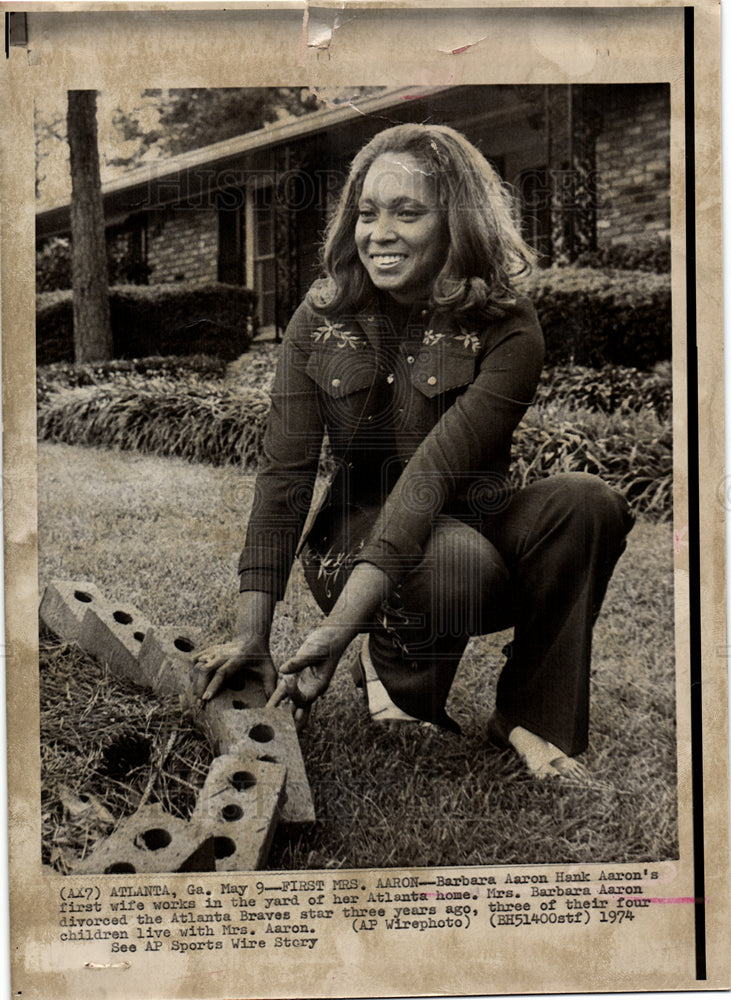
[308,122,536,318]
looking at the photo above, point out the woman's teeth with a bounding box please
[372,254,405,267]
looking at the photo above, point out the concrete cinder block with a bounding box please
[75,803,216,874]
[207,674,268,711]
[195,703,315,826]
[39,580,108,643]
[138,625,203,698]
[178,671,268,721]
[77,603,154,684]
[192,752,286,870]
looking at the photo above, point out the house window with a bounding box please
[247,183,277,329]
[107,216,149,285]
[217,179,279,330]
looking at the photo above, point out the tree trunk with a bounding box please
[67,90,113,363]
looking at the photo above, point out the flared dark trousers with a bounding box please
[301,473,634,756]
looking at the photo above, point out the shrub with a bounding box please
[38,382,272,470]
[574,239,670,274]
[36,234,153,291]
[536,363,671,420]
[36,237,72,292]
[516,266,671,369]
[36,282,258,365]
[512,404,672,521]
[37,376,672,519]
[36,355,228,404]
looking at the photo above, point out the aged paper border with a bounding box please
[1,3,728,997]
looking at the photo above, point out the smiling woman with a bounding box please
[355,152,448,304]
[192,123,634,788]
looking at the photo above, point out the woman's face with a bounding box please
[355,151,448,305]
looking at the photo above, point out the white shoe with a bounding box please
[355,636,420,723]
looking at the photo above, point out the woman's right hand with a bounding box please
[191,635,277,703]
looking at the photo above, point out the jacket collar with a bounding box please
[353,297,478,355]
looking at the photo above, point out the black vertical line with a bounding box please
[684,4,706,982]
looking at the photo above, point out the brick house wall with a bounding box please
[595,84,670,247]
[146,206,219,284]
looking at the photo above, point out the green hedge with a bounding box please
[37,377,672,519]
[36,355,228,404]
[537,363,671,420]
[512,404,672,520]
[574,239,670,274]
[38,382,271,470]
[36,237,72,292]
[516,266,671,369]
[36,282,257,365]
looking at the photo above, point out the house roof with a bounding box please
[36,86,451,238]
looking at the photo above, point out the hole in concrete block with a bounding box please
[258,755,277,764]
[232,700,249,710]
[105,862,136,873]
[248,724,275,743]
[133,631,145,642]
[113,610,133,625]
[74,590,93,603]
[231,771,257,791]
[221,804,243,822]
[135,828,172,851]
[214,837,236,859]
[227,675,245,691]
[174,636,194,653]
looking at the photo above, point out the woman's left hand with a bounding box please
[268,624,351,720]
[268,564,390,728]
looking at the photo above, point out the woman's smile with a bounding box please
[370,253,407,268]
[355,152,448,304]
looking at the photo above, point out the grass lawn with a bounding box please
[38,441,677,870]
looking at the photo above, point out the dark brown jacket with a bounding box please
[238,294,544,598]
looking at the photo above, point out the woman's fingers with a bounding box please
[266,677,297,708]
[191,645,236,701]
[264,682,311,732]
[294,705,311,733]
[279,651,327,675]
[249,657,278,699]
[191,642,277,702]
[275,656,333,707]
[190,652,224,699]
[201,668,230,703]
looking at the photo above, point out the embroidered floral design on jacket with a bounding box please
[312,321,361,348]
[422,329,445,346]
[454,330,481,353]
[315,539,364,598]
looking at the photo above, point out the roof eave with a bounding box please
[36,84,450,229]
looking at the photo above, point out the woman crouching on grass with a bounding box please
[192,122,634,784]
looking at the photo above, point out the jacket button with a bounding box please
[406,355,415,364]
[427,376,437,386]
[331,378,341,388]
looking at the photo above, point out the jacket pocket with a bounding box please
[306,349,375,398]
[411,348,476,399]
